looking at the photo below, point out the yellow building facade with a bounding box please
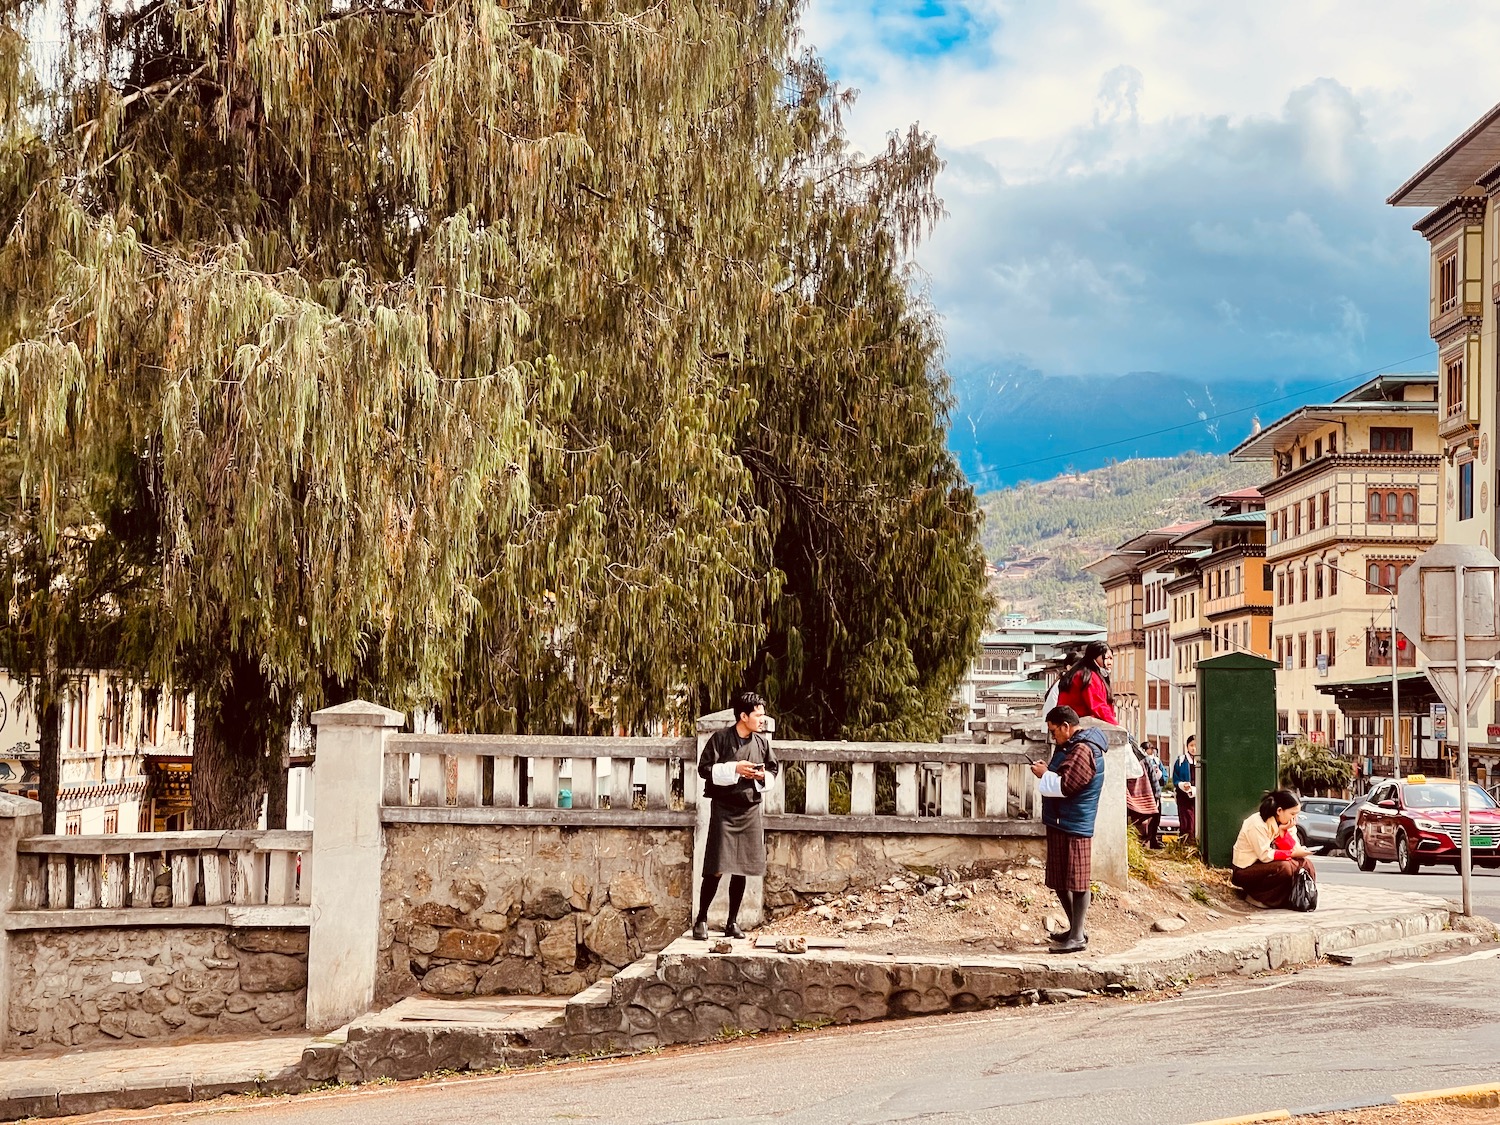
[1231,375,1441,770]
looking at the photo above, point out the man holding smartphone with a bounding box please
[692,690,778,940]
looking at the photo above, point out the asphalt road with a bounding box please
[69,947,1500,1125]
[1316,852,1500,922]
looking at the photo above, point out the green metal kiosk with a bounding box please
[1195,652,1279,868]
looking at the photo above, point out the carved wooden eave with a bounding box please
[1413,194,1487,241]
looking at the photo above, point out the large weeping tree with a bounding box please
[0,0,988,823]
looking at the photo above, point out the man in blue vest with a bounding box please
[1031,705,1108,954]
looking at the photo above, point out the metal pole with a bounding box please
[1391,594,1400,779]
[1456,565,1473,917]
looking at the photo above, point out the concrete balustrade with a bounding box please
[0,702,1128,1049]
[9,832,311,928]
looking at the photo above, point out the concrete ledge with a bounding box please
[765,815,1046,836]
[380,807,697,828]
[1325,930,1479,965]
[3,905,311,930]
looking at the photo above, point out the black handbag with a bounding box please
[1287,868,1319,912]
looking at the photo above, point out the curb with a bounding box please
[1192,1081,1500,1123]
[0,1072,318,1122]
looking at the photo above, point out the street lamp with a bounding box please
[1318,560,1402,780]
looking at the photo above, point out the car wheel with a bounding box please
[1396,832,1421,875]
[1296,826,1309,848]
[1351,829,1376,872]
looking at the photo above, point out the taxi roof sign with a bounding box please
[1406,774,1427,784]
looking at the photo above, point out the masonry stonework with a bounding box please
[761,833,1043,908]
[7,927,308,1050]
[377,825,694,1005]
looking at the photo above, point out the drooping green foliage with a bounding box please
[0,0,988,823]
[1278,736,1354,795]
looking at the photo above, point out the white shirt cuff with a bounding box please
[711,761,738,786]
[1038,770,1064,798]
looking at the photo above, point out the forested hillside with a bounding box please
[977,454,1265,622]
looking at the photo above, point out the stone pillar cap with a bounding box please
[0,792,43,818]
[696,709,776,735]
[311,700,406,729]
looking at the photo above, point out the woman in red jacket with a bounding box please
[1055,641,1117,724]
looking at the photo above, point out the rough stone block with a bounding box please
[584,907,633,968]
[184,991,229,1018]
[225,992,257,1014]
[477,958,544,996]
[409,925,441,954]
[237,953,308,994]
[527,888,574,920]
[99,1013,128,1038]
[412,902,467,928]
[421,963,478,996]
[229,928,310,955]
[255,991,304,1025]
[538,923,579,972]
[125,1010,168,1038]
[507,920,539,959]
[434,929,502,962]
[609,872,654,911]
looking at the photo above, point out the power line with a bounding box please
[973,347,1440,477]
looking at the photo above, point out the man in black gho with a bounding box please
[692,689,778,940]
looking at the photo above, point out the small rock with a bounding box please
[941,886,963,900]
[408,924,441,954]
[1013,870,1032,883]
[1026,856,1043,869]
[1176,910,1190,923]
[1205,910,1222,920]
[1105,983,1126,994]
[776,936,808,954]
[1044,988,1088,1003]
[709,940,733,954]
[919,875,942,889]
[1044,913,1068,935]
[411,902,466,928]
[812,906,835,921]
[865,903,882,914]
[960,886,975,899]
[841,920,865,932]
[889,878,910,892]
[1152,917,1187,933]
[868,917,895,929]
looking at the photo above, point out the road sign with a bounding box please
[1396,544,1500,664]
[1316,653,1328,677]
[1396,542,1500,920]
[1432,703,1448,740]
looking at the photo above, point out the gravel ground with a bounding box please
[1288,1106,1500,1123]
[756,846,1259,956]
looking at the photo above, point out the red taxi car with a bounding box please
[1349,775,1500,874]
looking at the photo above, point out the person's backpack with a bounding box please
[1287,868,1319,912]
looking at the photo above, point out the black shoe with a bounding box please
[723,922,746,939]
[1047,937,1086,954]
[692,920,709,940]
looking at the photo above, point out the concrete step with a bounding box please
[1326,930,1480,966]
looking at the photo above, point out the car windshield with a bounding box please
[1160,795,1177,814]
[1403,784,1498,810]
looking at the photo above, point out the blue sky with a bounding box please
[801,0,1500,392]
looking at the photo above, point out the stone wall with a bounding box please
[377,825,694,1005]
[7,927,308,1050]
[761,831,1043,912]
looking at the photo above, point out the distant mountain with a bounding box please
[976,454,1265,622]
[947,367,1341,490]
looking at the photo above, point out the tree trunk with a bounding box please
[190,652,277,830]
[35,688,61,835]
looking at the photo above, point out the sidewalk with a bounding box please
[0,884,1476,1121]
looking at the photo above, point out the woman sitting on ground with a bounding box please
[1230,790,1315,908]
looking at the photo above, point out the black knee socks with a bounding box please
[695,874,720,923]
[726,875,746,923]
[695,874,747,924]
[1067,889,1091,939]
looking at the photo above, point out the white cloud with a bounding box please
[802,1,1500,382]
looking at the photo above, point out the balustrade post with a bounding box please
[0,793,43,1050]
[306,699,405,1032]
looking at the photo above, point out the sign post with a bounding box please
[1431,703,1448,742]
[1397,544,1500,917]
